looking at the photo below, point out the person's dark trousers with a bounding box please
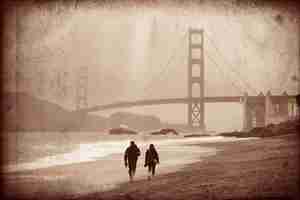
[128,158,137,178]
[148,162,156,176]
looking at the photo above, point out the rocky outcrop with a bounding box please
[109,112,161,131]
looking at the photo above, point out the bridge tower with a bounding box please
[188,28,205,130]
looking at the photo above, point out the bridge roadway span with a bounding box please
[77,95,296,113]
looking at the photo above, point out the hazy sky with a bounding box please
[3,0,299,131]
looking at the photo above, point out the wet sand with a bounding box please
[2,134,299,200]
[2,137,220,199]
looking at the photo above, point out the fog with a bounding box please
[3,0,299,132]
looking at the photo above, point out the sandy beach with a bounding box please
[97,134,299,200]
[2,134,299,200]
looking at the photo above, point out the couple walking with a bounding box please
[124,141,159,181]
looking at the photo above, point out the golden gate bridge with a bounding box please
[75,28,298,131]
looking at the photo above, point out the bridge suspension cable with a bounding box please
[205,8,295,95]
[239,23,294,94]
[206,14,271,94]
[205,32,258,95]
[207,21,275,93]
[143,28,250,98]
[205,50,244,95]
[142,31,188,98]
[231,8,298,94]
[204,40,248,93]
[140,20,294,98]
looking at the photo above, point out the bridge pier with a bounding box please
[265,91,291,125]
[243,90,296,131]
[242,92,252,131]
[288,98,299,120]
[243,92,266,131]
[254,93,266,128]
[265,90,273,125]
[277,92,289,121]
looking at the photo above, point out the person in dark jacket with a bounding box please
[124,141,141,181]
[144,144,159,180]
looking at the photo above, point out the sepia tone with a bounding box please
[1,0,300,199]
